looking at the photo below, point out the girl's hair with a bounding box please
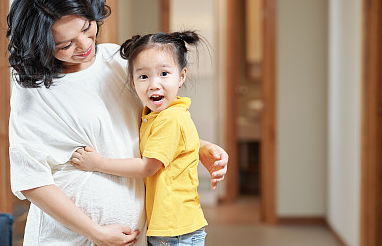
[120,31,201,83]
[6,0,111,88]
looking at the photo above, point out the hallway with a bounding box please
[203,197,341,246]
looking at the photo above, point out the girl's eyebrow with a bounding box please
[54,20,89,46]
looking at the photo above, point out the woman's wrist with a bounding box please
[86,223,105,244]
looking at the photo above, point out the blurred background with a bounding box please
[1,0,381,246]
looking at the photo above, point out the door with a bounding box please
[224,0,276,224]
[361,0,382,245]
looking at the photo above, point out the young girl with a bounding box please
[71,31,209,245]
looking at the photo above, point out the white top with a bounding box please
[9,44,147,246]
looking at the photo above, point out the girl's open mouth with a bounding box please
[150,95,164,105]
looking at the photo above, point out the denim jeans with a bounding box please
[0,213,14,246]
[148,227,206,246]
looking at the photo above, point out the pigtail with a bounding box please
[171,31,200,46]
[120,35,141,59]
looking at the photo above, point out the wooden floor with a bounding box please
[202,196,342,246]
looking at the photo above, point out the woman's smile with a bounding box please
[75,45,92,58]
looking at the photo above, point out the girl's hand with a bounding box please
[71,146,104,172]
[199,140,228,190]
[91,224,140,246]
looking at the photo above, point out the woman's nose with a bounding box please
[76,35,90,51]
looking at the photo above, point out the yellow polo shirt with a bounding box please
[140,96,207,237]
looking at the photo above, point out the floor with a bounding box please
[202,197,342,246]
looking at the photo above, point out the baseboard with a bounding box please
[278,216,326,225]
[277,217,348,246]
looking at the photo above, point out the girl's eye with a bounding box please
[83,22,91,32]
[139,75,148,79]
[60,41,73,50]
[160,71,169,76]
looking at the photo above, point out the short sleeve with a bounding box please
[142,118,184,167]
[9,145,54,200]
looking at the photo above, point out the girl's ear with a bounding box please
[179,67,187,87]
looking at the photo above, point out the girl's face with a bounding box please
[52,15,97,73]
[132,47,186,113]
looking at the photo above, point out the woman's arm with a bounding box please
[22,185,139,246]
[71,147,162,177]
[199,139,228,190]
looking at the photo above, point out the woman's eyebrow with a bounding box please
[54,20,89,46]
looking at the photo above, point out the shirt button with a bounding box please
[143,118,148,122]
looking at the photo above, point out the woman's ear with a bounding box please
[179,67,187,87]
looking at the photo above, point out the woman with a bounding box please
[6,1,227,245]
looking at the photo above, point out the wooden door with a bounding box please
[0,0,12,215]
[360,0,382,245]
[97,0,119,44]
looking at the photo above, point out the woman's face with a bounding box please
[52,15,97,73]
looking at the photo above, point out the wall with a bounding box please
[327,0,361,245]
[118,0,160,44]
[277,0,328,216]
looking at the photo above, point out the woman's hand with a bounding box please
[91,224,140,246]
[71,146,104,172]
[22,185,140,246]
[199,140,228,190]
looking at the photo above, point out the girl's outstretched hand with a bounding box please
[199,140,228,190]
[71,146,104,172]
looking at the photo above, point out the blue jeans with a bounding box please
[0,213,14,246]
[148,227,206,246]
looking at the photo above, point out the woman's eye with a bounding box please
[139,75,148,79]
[160,71,169,76]
[83,22,91,32]
[60,42,73,50]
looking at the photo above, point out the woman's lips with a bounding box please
[76,45,92,58]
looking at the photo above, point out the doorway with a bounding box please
[224,0,276,224]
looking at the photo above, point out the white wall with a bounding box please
[118,0,160,44]
[277,0,328,216]
[327,0,361,245]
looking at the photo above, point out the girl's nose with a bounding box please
[149,78,161,90]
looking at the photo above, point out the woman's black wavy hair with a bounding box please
[6,0,111,88]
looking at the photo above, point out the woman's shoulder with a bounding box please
[96,43,126,66]
[98,43,121,53]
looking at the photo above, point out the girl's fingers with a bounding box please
[72,152,81,159]
[76,147,85,154]
[84,146,95,152]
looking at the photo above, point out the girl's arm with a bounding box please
[199,139,229,190]
[72,143,228,189]
[71,147,162,177]
[22,184,139,246]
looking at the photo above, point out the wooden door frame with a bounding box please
[160,0,170,33]
[97,0,119,44]
[360,0,382,245]
[224,0,276,224]
[0,0,12,214]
